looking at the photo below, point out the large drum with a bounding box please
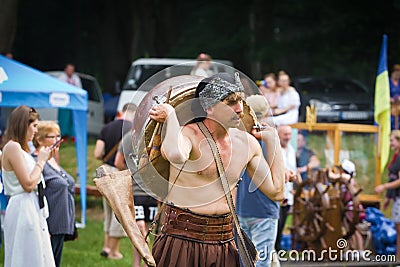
[124,74,258,199]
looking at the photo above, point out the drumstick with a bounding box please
[147,86,173,155]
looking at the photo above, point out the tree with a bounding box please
[5,0,400,92]
[0,0,18,55]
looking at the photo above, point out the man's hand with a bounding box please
[251,122,277,140]
[383,197,391,210]
[149,103,174,123]
[297,166,307,174]
[285,170,300,183]
[374,184,386,194]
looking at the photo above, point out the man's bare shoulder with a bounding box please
[228,128,260,153]
[180,123,204,144]
[182,122,200,135]
[229,128,257,142]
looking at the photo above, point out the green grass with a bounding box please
[0,213,142,266]
[60,138,150,266]
[59,137,102,185]
[56,218,135,267]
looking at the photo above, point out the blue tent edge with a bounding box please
[0,55,88,227]
[73,110,87,227]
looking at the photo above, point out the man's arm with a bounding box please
[298,153,320,174]
[149,103,192,164]
[375,170,400,193]
[114,150,126,170]
[308,154,320,169]
[75,75,82,88]
[246,128,285,201]
[94,140,105,160]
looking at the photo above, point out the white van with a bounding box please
[45,71,104,136]
[116,58,234,112]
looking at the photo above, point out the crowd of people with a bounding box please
[0,63,81,266]
[1,55,400,266]
[0,61,332,267]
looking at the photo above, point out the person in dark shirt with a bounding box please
[236,95,280,266]
[94,102,136,259]
[296,132,320,180]
[375,129,400,259]
[114,131,159,267]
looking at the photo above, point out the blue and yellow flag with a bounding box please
[374,34,390,173]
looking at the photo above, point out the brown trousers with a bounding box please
[152,204,240,267]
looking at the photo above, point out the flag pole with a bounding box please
[374,34,390,174]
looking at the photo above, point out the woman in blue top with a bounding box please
[32,121,75,267]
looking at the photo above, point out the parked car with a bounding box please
[117,58,234,112]
[292,76,374,124]
[45,71,104,136]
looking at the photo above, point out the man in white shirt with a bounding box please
[275,124,298,251]
[59,63,82,88]
[273,73,300,126]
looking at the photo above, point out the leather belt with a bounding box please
[161,204,234,243]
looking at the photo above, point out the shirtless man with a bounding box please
[149,73,285,267]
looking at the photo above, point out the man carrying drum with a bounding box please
[149,72,285,266]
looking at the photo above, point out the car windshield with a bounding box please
[296,78,369,94]
[81,77,101,102]
[123,64,194,90]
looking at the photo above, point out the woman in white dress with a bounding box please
[1,106,55,267]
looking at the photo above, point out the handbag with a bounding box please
[197,122,258,267]
[64,224,78,242]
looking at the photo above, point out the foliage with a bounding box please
[2,0,400,93]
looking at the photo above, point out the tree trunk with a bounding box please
[0,0,18,54]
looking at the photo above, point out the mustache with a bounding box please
[233,112,244,120]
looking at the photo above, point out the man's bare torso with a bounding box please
[166,122,255,215]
